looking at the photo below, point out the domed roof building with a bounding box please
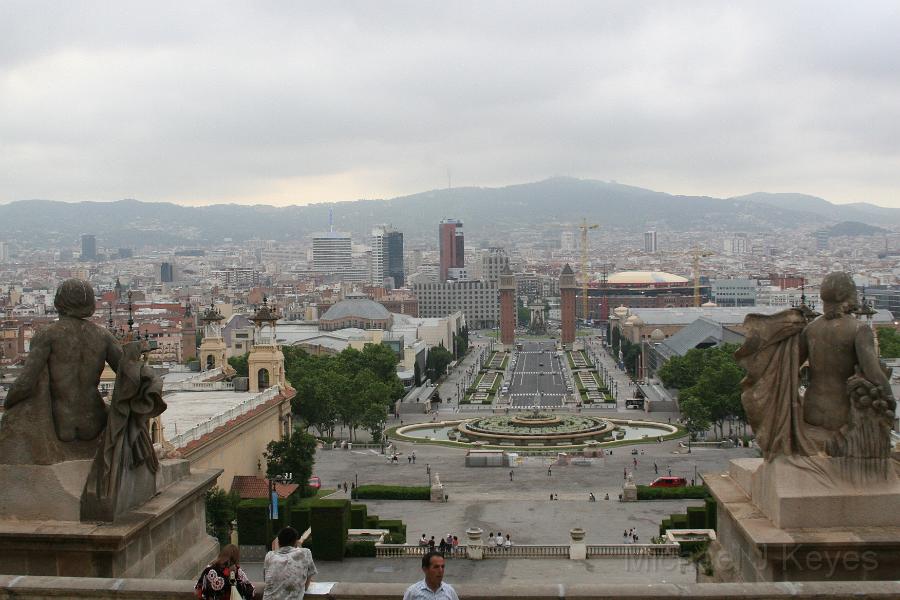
[320,297,393,331]
[575,269,706,323]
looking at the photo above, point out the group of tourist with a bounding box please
[622,528,640,544]
[487,531,513,549]
[195,527,317,600]
[419,533,461,555]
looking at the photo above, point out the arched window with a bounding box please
[258,368,270,390]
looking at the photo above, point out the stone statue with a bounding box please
[0,279,167,522]
[735,272,896,481]
[0,279,124,464]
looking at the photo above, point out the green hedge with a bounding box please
[705,498,717,531]
[310,499,350,561]
[686,506,707,529]
[236,498,287,546]
[678,540,709,557]
[290,506,311,535]
[344,541,376,558]
[659,518,672,537]
[670,514,689,529]
[354,485,431,500]
[350,504,368,529]
[636,485,709,500]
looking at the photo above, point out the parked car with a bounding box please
[308,476,321,489]
[649,476,687,488]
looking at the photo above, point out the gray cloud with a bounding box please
[1,1,899,206]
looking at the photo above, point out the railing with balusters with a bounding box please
[167,385,282,449]
[373,543,680,559]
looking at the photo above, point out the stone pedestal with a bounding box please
[705,458,900,582]
[569,528,586,560]
[622,475,638,502]
[0,460,221,579]
[466,527,484,560]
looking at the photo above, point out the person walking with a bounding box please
[412,451,417,464]
[403,551,459,600]
[654,463,658,475]
[509,469,514,481]
[195,544,254,600]
[263,527,317,600]
[547,466,552,477]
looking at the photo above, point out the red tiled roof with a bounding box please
[230,475,299,499]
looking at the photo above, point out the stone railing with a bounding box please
[165,380,235,392]
[375,544,468,558]
[587,544,680,557]
[2,577,900,599]
[484,544,569,557]
[168,385,282,449]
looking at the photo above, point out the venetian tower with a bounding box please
[499,268,516,349]
[560,263,576,347]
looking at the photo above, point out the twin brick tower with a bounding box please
[499,264,577,349]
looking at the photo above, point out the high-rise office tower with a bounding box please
[81,234,97,261]
[160,262,174,283]
[369,225,404,287]
[312,232,352,273]
[439,219,464,281]
[643,231,658,253]
[0,241,8,262]
[560,264,576,346]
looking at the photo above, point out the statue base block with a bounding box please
[0,462,221,579]
[705,458,900,582]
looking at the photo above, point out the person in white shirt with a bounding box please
[504,534,512,549]
[487,532,496,547]
[495,532,504,547]
[403,552,459,600]
[263,527,317,600]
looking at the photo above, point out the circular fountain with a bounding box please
[456,410,617,445]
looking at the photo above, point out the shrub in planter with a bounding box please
[344,541,377,558]
[309,499,350,561]
[350,504,368,528]
[686,506,707,529]
[636,485,709,500]
[354,485,431,500]
[705,497,717,531]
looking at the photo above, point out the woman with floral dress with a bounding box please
[195,544,255,600]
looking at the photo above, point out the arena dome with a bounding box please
[607,271,689,285]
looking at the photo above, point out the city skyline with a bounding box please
[2,3,900,207]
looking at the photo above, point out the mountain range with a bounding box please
[1,177,897,248]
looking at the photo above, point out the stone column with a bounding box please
[569,527,586,560]
[466,527,484,560]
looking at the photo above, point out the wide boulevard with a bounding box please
[507,340,568,407]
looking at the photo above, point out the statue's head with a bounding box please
[820,272,857,316]
[54,279,96,319]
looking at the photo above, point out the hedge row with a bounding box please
[636,485,708,500]
[354,485,431,500]
[309,499,350,561]
[658,496,718,557]
[344,541,376,557]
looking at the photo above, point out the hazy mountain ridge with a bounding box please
[2,178,897,247]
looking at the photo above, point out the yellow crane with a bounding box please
[689,248,714,307]
[579,219,599,322]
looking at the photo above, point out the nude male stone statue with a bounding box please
[0,279,124,464]
[736,271,896,478]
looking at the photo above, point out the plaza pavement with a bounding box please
[311,428,756,545]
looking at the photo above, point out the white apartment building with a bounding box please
[312,232,352,273]
[413,280,499,329]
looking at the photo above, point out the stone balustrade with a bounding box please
[168,385,282,448]
[2,576,899,599]
[373,543,676,559]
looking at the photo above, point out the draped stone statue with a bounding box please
[81,339,166,521]
[735,272,896,484]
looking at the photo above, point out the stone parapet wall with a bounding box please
[2,577,900,599]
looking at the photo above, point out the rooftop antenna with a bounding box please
[328,208,334,233]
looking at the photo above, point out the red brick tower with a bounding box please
[499,270,516,348]
[560,264,576,347]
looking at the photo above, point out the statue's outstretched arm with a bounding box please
[5,329,51,408]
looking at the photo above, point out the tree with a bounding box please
[517,306,530,327]
[414,362,423,387]
[205,487,240,545]
[228,352,249,377]
[426,345,453,381]
[263,431,317,493]
[877,327,900,359]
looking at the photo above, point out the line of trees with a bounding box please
[658,344,747,441]
[287,344,404,442]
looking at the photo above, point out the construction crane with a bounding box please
[689,248,714,307]
[579,219,599,323]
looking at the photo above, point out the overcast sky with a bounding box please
[2,1,899,207]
